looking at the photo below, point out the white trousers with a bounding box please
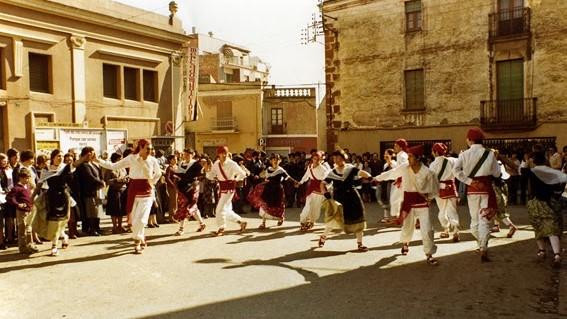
[467,194,491,250]
[299,193,325,223]
[390,186,402,217]
[400,207,437,256]
[131,196,154,241]
[435,197,459,233]
[215,192,242,229]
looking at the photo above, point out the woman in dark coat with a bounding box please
[104,153,129,234]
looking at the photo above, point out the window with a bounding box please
[103,64,119,99]
[404,69,424,111]
[271,108,283,134]
[497,59,524,101]
[28,53,51,93]
[123,67,139,101]
[405,0,422,32]
[143,70,157,102]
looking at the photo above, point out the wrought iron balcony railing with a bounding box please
[211,117,238,131]
[480,98,537,130]
[489,7,531,41]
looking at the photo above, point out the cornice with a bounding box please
[0,0,192,45]
[323,0,380,13]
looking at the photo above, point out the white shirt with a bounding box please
[299,163,330,184]
[98,154,162,186]
[396,151,409,166]
[175,159,197,174]
[453,144,500,185]
[375,163,439,196]
[206,159,247,181]
[429,156,457,181]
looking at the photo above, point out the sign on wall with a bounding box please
[105,130,128,154]
[59,129,104,154]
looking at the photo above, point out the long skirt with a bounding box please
[321,190,366,235]
[527,198,562,239]
[248,182,285,219]
[106,189,127,217]
[174,185,200,221]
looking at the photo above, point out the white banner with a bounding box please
[59,129,104,155]
[105,130,128,154]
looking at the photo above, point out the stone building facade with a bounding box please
[0,0,193,153]
[322,0,567,154]
[262,87,318,155]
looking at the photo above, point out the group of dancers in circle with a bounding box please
[90,127,565,267]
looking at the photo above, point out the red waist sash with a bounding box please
[439,180,458,199]
[467,176,497,218]
[398,191,428,224]
[393,177,402,189]
[126,179,152,214]
[219,180,236,193]
[306,179,322,197]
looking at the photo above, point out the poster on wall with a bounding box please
[59,129,104,154]
[105,130,128,154]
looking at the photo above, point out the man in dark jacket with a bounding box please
[76,147,105,236]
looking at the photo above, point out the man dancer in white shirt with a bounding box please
[453,128,501,262]
[205,146,248,236]
[430,143,460,242]
[298,151,329,231]
[97,139,162,254]
[388,139,409,222]
[374,145,440,265]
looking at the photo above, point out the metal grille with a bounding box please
[483,137,556,154]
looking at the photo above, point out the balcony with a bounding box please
[264,88,316,99]
[211,117,238,132]
[480,98,537,131]
[489,7,531,42]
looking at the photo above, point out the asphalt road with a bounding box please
[0,203,565,319]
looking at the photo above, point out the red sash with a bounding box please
[126,179,152,213]
[393,177,402,189]
[467,176,497,219]
[305,167,322,196]
[218,162,236,194]
[398,191,428,224]
[439,180,458,199]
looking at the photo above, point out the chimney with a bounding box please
[192,26,197,34]
[208,31,214,37]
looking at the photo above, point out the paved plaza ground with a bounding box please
[1,203,566,318]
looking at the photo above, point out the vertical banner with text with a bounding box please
[187,47,200,121]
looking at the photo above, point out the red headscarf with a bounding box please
[432,143,448,156]
[407,145,424,157]
[395,138,408,150]
[216,146,229,155]
[467,128,485,141]
[134,139,150,154]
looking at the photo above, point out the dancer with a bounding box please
[38,150,74,256]
[298,151,329,231]
[491,154,518,238]
[378,149,396,223]
[527,150,566,267]
[319,150,371,252]
[453,128,501,262]
[248,154,298,229]
[389,139,409,222]
[173,149,206,236]
[430,143,460,242]
[96,139,162,254]
[375,145,440,265]
[205,146,248,236]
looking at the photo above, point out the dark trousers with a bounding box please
[507,175,520,205]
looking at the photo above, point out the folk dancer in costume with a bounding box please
[173,149,206,236]
[378,149,396,223]
[388,139,409,223]
[319,150,371,252]
[453,128,501,262]
[490,154,518,238]
[527,150,566,268]
[430,143,460,242]
[205,146,248,236]
[298,151,329,231]
[97,139,162,254]
[375,145,440,265]
[248,154,299,229]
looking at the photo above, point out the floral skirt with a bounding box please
[527,198,562,239]
[174,185,200,221]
